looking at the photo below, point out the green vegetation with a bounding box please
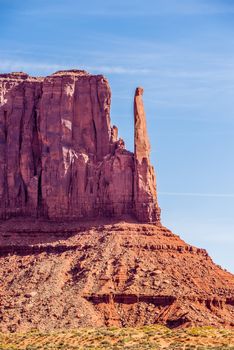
[0,325,234,350]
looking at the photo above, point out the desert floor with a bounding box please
[1,325,234,349]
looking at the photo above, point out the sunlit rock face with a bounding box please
[1,72,234,334]
[0,70,160,222]
[134,87,160,222]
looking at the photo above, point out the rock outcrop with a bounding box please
[0,220,233,332]
[0,70,160,222]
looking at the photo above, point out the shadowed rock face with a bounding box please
[0,70,160,222]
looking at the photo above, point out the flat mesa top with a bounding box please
[0,72,43,82]
[0,70,104,83]
[51,69,90,77]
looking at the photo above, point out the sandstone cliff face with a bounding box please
[0,70,160,222]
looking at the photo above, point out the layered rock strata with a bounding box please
[0,70,160,222]
[0,220,233,332]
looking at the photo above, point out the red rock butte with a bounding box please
[0,70,234,332]
[0,70,160,223]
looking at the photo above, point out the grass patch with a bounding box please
[0,325,234,349]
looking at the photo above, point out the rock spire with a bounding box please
[134,87,161,222]
[134,87,151,162]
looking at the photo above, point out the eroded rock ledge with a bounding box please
[0,70,160,222]
[0,222,233,331]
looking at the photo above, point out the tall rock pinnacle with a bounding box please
[134,87,151,162]
[134,87,161,223]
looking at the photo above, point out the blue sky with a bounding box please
[1,0,234,272]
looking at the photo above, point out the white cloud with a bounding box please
[0,60,62,73]
[20,0,234,17]
[86,65,150,75]
[159,192,234,198]
[0,60,151,75]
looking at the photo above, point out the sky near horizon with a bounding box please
[1,0,234,272]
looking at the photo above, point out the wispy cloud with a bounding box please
[0,60,62,73]
[2,57,234,81]
[20,0,234,17]
[87,66,150,75]
[0,60,151,75]
[200,234,234,243]
[159,192,234,198]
